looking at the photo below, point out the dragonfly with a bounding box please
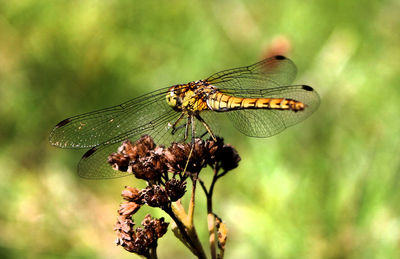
[49,55,320,179]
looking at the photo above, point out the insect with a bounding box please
[50,56,320,179]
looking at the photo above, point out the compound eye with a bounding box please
[166,92,177,107]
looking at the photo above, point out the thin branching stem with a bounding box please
[188,177,197,227]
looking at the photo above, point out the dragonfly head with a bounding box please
[166,85,184,111]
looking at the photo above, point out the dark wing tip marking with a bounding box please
[82,147,97,159]
[274,55,287,60]
[302,85,314,91]
[55,118,72,128]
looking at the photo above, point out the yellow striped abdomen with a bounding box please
[207,92,305,112]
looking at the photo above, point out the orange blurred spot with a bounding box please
[262,35,292,59]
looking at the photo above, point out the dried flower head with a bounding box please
[165,138,208,175]
[140,185,170,209]
[165,179,187,202]
[108,136,167,183]
[218,144,241,171]
[110,135,240,257]
[203,137,241,171]
[141,214,169,238]
[130,147,168,182]
[115,214,169,256]
[109,136,241,184]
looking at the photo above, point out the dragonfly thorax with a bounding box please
[166,80,217,113]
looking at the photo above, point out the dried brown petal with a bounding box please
[135,135,156,157]
[115,215,135,235]
[108,151,130,172]
[108,140,138,172]
[119,140,137,159]
[151,147,169,172]
[164,143,191,173]
[118,201,141,216]
[205,137,225,164]
[121,186,143,203]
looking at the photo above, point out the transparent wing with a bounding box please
[49,87,172,148]
[222,85,320,137]
[77,107,213,179]
[205,55,297,90]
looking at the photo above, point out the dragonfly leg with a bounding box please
[199,130,209,139]
[170,113,186,135]
[190,115,196,144]
[169,114,192,142]
[171,123,187,137]
[195,114,217,141]
[183,115,191,142]
[183,115,195,175]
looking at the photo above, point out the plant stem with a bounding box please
[171,201,207,259]
[188,177,197,227]
[149,247,157,259]
[165,207,196,251]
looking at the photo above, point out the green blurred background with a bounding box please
[1,0,400,258]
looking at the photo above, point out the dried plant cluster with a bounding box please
[109,135,240,259]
